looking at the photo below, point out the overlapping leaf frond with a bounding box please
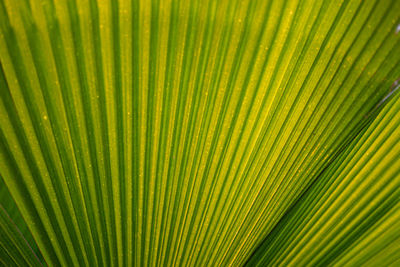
[0,0,399,266]
[247,91,400,266]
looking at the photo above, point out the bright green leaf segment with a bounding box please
[0,0,399,266]
[246,91,400,266]
[0,178,45,267]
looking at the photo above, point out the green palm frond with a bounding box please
[247,91,400,266]
[0,0,399,266]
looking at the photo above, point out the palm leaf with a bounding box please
[0,0,399,266]
[247,90,400,266]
